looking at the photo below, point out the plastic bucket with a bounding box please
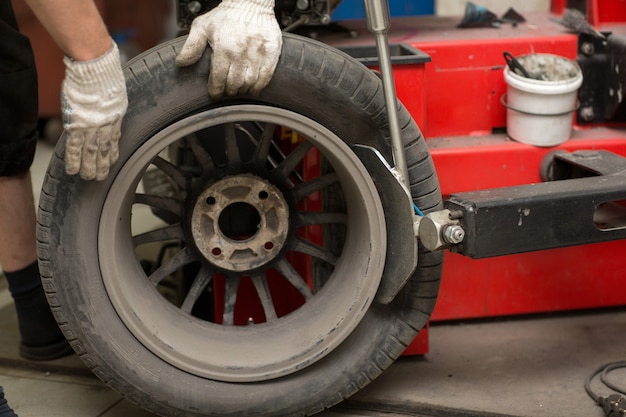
[503,53,583,147]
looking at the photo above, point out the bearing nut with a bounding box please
[418,209,464,252]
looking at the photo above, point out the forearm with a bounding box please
[23,0,111,61]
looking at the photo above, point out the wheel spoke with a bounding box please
[148,247,196,285]
[132,224,185,247]
[293,237,338,266]
[134,194,182,219]
[296,211,347,227]
[250,122,276,170]
[251,273,277,321]
[275,259,313,300]
[222,274,241,326]
[180,265,213,314]
[273,140,313,182]
[185,133,217,176]
[292,173,338,201]
[225,123,242,169]
[152,155,186,189]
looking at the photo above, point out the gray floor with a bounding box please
[345,309,626,417]
[0,140,623,417]
[1,293,625,417]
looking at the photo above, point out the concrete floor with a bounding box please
[1,141,624,417]
[345,309,626,417]
[2,287,625,417]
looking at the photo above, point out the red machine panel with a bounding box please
[322,8,626,353]
[215,5,626,355]
[429,134,626,321]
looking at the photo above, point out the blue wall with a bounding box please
[331,0,434,21]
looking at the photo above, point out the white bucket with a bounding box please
[503,53,583,147]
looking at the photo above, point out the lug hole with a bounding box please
[212,247,222,256]
[206,196,216,205]
[264,242,274,250]
[259,191,269,200]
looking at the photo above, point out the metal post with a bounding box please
[363,0,411,191]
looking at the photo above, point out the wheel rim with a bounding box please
[99,104,386,382]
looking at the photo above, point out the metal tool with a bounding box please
[363,0,411,191]
[503,51,532,78]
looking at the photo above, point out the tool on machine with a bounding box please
[349,1,626,278]
[552,8,606,39]
[418,149,626,257]
[177,0,338,31]
[363,0,411,192]
[456,1,500,28]
[355,0,423,305]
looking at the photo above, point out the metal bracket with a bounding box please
[542,149,626,179]
[352,145,418,304]
[422,150,626,259]
[577,32,626,123]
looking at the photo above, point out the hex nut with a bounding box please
[418,209,462,251]
[443,224,465,244]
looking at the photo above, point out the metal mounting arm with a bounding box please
[419,150,626,258]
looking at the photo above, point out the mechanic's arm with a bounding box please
[176,0,283,98]
[23,0,127,181]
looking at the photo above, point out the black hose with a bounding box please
[585,360,626,416]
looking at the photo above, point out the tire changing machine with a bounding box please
[306,0,626,355]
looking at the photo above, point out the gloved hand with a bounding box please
[62,41,128,181]
[176,0,282,98]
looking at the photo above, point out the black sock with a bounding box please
[0,386,17,417]
[4,261,64,349]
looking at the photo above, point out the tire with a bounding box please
[37,33,443,416]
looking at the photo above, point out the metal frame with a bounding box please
[440,150,626,259]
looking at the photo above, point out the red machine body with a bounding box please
[319,1,626,353]
[208,2,626,355]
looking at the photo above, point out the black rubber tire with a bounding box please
[37,33,443,416]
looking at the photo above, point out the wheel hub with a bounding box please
[190,174,290,271]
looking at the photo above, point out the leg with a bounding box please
[0,171,73,360]
[0,172,37,272]
[0,2,72,361]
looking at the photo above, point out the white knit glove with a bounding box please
[176,0,282,98]
[62,42,128,181]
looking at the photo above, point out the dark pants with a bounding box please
[0,1,39,176]
[0,386,17,417]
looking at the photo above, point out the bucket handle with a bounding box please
[501,94,580,117]
[503,51,532,79]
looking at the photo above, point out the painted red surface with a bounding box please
[429,134,626,321]
[322,12,626,353]
[227,10,626,355]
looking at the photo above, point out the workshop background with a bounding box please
[13,0,550,134]
[4,1,626,416]
[13,0,625,364]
